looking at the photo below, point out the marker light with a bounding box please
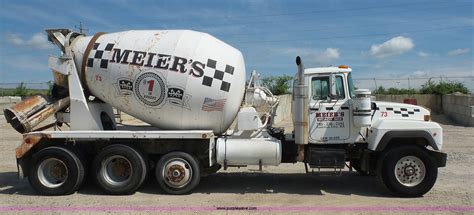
[424,115,431,121]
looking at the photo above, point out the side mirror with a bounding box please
[329,74,337,99]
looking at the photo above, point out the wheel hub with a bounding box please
[51,163,67,179]
[37,158,68,188]
[162,158,192,188]
[395,155,426,187]
[111,159,131,177]
[102,155,133,186]
[167,165,185,182]
[404,165,416,176]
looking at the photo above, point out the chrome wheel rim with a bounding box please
[162,158,192,189]
[37,158,68,188]
[395,155,426,187]
[102,155,132,187]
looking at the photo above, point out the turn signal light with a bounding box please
[424,115,431,121]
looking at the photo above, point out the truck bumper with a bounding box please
[428,150,447,167]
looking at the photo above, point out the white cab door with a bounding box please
[308,75,351,143]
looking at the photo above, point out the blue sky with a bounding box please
[0,0,473,91]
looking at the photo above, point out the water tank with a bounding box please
[70,30,246,134]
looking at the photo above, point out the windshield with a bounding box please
[348,73,356,98]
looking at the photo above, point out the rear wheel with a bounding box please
[379,145,438,197]
[28,147,85,195]
[156,152,200,195]
[93,145,147,195]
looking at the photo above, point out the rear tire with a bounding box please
[93,145,147,195]
[28,147,85,195]
[379,145,438,197]
[156,152,200,195]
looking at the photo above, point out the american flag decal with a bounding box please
[202,97,226,112]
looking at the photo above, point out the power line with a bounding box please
[218,16,458,38]
[191,2,467,30]
[354,76,474,81]
[233,25,472,44]
[222,2,430,19]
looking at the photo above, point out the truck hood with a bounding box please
[371,101,430,122]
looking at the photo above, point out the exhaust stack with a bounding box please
[294,56,308,145]
[4,95,70,133]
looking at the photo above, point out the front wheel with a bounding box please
[379,145,438,197]
[155,152,200,195]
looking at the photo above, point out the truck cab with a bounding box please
[290,61,446,197]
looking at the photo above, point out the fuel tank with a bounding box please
[70,30,246,134]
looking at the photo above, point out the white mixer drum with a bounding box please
[70,30,246,134]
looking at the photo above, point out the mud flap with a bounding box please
[16,158,24,179]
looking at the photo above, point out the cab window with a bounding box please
[311,76,345,100]
[348,73,356,98]
[335,76,345,99]
[311,77,329,100]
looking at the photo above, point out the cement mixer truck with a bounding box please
[4,29,446,197]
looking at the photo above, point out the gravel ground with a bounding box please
[0,114,473,214]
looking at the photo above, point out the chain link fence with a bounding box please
[354,76,473,93]
[1,76,473,96]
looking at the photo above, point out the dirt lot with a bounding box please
[0,114,473,214]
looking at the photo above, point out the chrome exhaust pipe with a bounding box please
[294,56,308,147]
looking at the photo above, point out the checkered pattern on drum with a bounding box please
[86,43,115,69]
[201,59,234,92]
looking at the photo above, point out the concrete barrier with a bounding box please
[0,96,21,115]
[442,94,474,126]
[273,94,292,124]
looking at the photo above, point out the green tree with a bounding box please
[261,75,293,95]
[14,82,28,97]
[420,79,436,94]
[420,79,469,94]
[387,87,400,95]
[47,81,53,96]
[374,86,386,94]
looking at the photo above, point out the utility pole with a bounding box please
[75,22,88,34]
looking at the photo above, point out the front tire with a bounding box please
[155,152,200,195]
[28,147,85,195]
[379,145,438,197]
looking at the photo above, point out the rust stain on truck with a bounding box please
[16,133,48,159]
